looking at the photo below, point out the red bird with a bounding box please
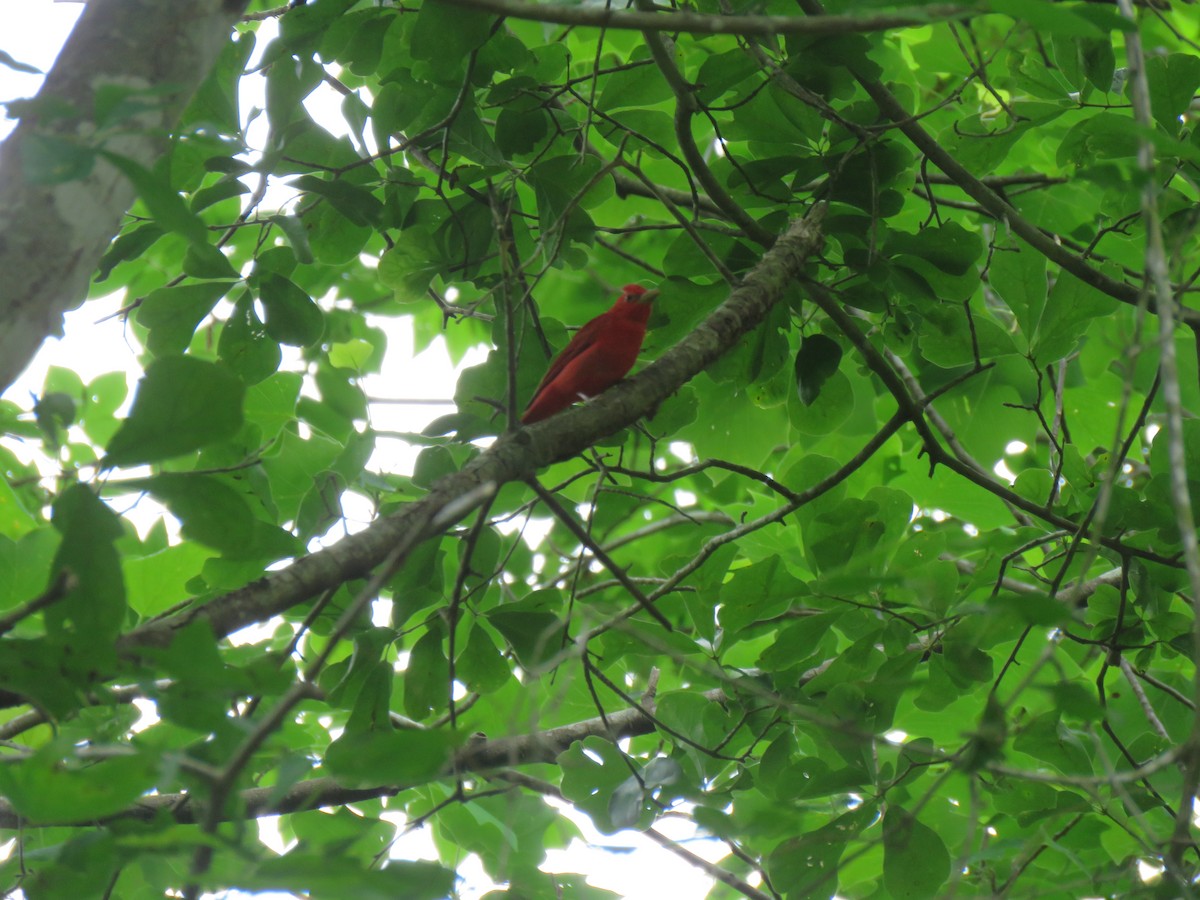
[521,284,659,424]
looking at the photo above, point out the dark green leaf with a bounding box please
[100,150,208,245]
[219,295,282,384]
[104,357,245,466]
[96,224,164,282]
[489,606,567,671]
[883,807,951,899]
[378,227,443,303]
[294,174,383,226]
[1144,53,1200,134]
[795,333,843,406]
[886,222,982,276]
[404,627,449,719]
[326,728,455,788]
[137,282,231,356]
[255,273,325,346]
[47,484,126,646]
[137,473,299,560]
[0,742,156,825]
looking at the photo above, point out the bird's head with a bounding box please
[619,284,660,305]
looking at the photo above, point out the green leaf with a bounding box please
[989,0,1106,37]
[34,391,75,446]
[718,556,808,634]
[0,742,157,825]
[255,273,325,347]
[412,445,457,489]
[886,222,982,276]
[190,175,250,213]
[404,627,449,719]
[410,3,492,76]
[20,133,95,185]
[243,371,303,441]
[326,728,456,788]
[142,473,299,560]
[294,174,383,226]
[795,334,843,406]
[137,282,231,356]
[124,541,213,617]
[273,213,314,265]
[768,806,876,896]
[1035,268,1111,364]
[183,242,240,280]
[104,357,245,466]
[96,223,164,282]
[219,295,283,384]
[100,150,208,245]
[495,107,550,156]
[378,227,443,303]
[260,430,341,522]
[47,485,126,646]
[988,244,1046,351]
[1144,53,1200,134]
[456,625,511,693]
[883,807,951,899]
[559,737,651,834]
[303,201,373,264]
[329,338,375,371]
[1057,112,1139,167]
[489,607,567,671]
[246,855,456,900]
[597,54,674,112]
[1051,35,1114,95]
[0,529,58,609]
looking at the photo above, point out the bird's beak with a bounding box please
[638,289,660,304]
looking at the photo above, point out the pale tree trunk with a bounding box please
[0,0,247,395]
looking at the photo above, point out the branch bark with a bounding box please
[0,0,249,394]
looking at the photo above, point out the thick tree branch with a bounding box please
[0,0,250,395]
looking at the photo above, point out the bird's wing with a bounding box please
[527,312,610,402]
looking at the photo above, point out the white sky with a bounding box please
[0,6,727,899]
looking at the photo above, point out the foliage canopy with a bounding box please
[2,0,1200,897]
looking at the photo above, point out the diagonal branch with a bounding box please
[529,478,673,629]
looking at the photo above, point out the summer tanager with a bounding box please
[521,284,659,424]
